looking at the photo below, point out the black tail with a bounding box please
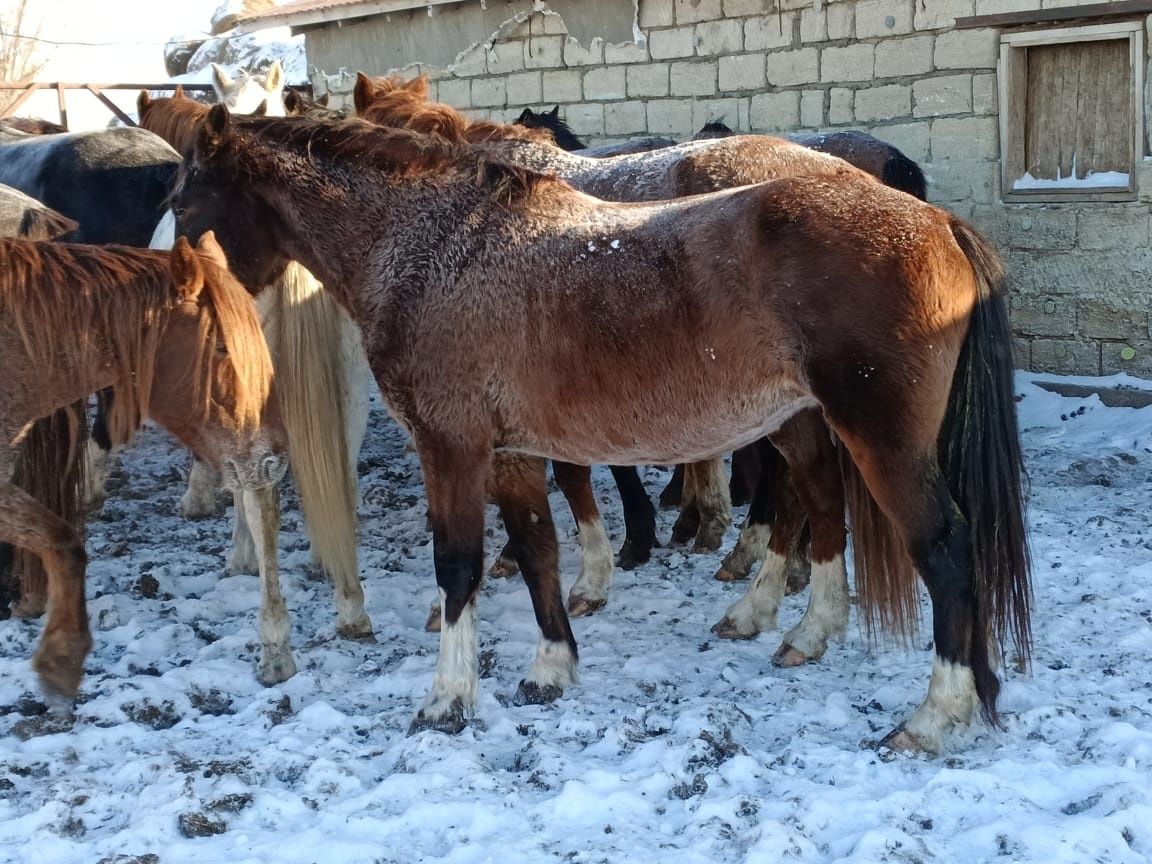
[943,217,1032,724]
[882,151,928,200]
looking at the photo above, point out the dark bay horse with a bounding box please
[0,232,287,698]
[174,108,1031,754]
[353,75,929,638]
[515,106,678,157]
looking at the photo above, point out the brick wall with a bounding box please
[311,0,1152,377]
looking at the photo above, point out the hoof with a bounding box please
[513,679,563,706]
[258,650,298,685]
[33,640,89,701]
[337,615,376,642]
[180,495,220,519]
[878,726,935,757]
[710,618,758,641]
[713,565,750,583]
[616,539,652,571]
[567,594,607,618]
[424,603,442,633]
[771,643,810,667]
[408,699,468,735]
[227,552,258,577]
[670,516,700,545]
[488,554,520,579]
[692,521,728,553]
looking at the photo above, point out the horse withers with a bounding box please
[175,108,1030,754]
[0,232,289,699]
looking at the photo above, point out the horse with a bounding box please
[353,74,932,637]
[1,117,67,135]
[211,60,286,116]
[0,231,289,699]
[515,106,678,157]
[174,108,1031,755]
[137,82,374,642]
[0,185,81,620]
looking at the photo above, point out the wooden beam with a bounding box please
[0,82,45,118]
[84,85,137,127]
[956,0,1152,30]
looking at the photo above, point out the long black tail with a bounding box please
[943,217,1032,724]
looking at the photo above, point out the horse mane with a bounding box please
[0,237,271,447]
[354,73,555,147]
[217,113,550,201]
[138,88,210,156]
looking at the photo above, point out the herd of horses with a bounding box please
[0,60,1031,756]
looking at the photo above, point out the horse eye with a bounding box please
[215,341,229,356]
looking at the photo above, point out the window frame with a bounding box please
[998,20,1145,204]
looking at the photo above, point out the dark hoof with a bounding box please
[670,515,701,545]
[878,726,931,756]
[771,643,809,667]
[616,539,652,571]
[692,531,725,554]
[713,565,750,583]
[710,618,757,641]
[424,604,442,633]
[513,680,563,706]
[567,594,607,618]
[407,699,468,735]
[337,617,376,642]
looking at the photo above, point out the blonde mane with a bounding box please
[0,238,272,449]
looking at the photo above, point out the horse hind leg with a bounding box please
[0,481,91,700]
[689,457,733,552]
[553,460,613,617]
[766,410,849,667]
[181,456,222,519]
[609,465,657,570]
[493,455,578,705]
[241,484,297,685]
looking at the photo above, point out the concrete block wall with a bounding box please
[312,0,1152,377]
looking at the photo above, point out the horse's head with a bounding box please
[174,105,291,290]
[154,231,286,490]
[211,59,286,116]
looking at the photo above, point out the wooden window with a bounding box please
[999,21,1145,203]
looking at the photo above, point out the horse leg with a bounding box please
[227,489,259,576]
[766,411,849,667]
[711,458,808,640]
[670,463,701,544]
[658,463,685,509]
[729,444,761,507]
[0,481,91,700]
[408,438,491,735]
[690,457,733,552]
[241,484,297,684]
[838,434,982,755]
[494,455,578,705]
[489,539,521,579]
[181,456,221,518]
[609,465,656,570]
[82,388,115,510]
[714,438,781,583]
[553,461,613,617]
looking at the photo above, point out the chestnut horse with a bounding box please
[353,74,932,645]
[174,108,1031,754]
[136,85,373,643]
[0,232,288,698]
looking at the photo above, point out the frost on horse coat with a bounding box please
[175,110,1031,755]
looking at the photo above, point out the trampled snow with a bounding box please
[1,372,1150,863]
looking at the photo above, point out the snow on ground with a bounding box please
[1,372,1151,863]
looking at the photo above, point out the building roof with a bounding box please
[237,0,463,33]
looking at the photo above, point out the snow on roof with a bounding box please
[236,0,463,33]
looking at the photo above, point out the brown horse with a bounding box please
[137,85,374,645]
[0,232,287,699]
[352,73,925,640]
[174,108,1030,754]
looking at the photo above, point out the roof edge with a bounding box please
[236,0,466,34]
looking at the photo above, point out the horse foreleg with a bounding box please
[181,457,222,518]
[0,482,91,700]
[495,454,578,705]
[241,484,297,685]
[408,439,490,735]
[553,461,613,617]
[609,465,656,570]
[768,411,849,667]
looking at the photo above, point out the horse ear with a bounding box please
[516,108,532,123]
[252,99,268,117]
[353,72,375,115]
[195,230,230,270]
[263,59,284,93]
[137,90,151,116]
[548,105,560,119]
[284,90,300,114]
[169,235,205,301]
[203,103,232,149]
[211,63,234,95]
[405,75,429,98]
[174,84,185,99]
